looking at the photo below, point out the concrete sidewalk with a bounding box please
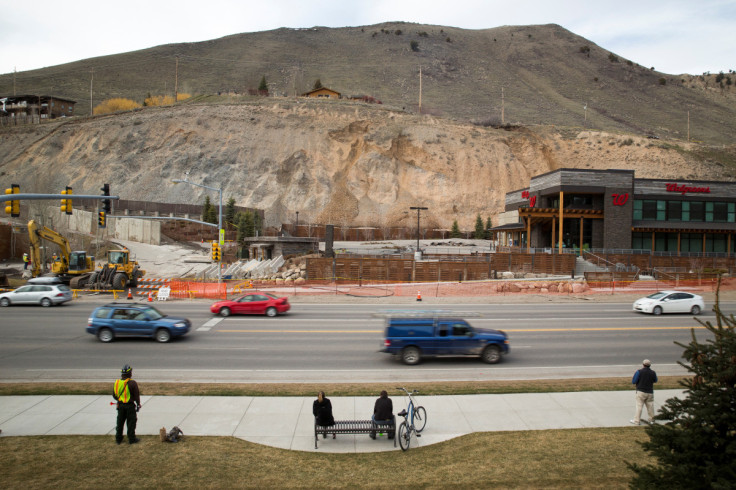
[0,390,683,452]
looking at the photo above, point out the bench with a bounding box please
[314,418,396,449]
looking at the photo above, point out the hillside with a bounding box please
[1,23,736,145]
[1,98,734,229]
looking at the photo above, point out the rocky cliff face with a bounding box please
[1,99,734,230]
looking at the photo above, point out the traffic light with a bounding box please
[60,186,73,215]
[98,211,106,228]
[4,184,20,217]
[211,242,221,261]
[101,183,111,213]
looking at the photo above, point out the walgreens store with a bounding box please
[499,169,736,255]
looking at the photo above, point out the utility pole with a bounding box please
[501,87,505,124]
[410,206,428,258]
[13,67,16,95]
[174,56,179,102]
[418,66,422,114]
[89,69,94,116]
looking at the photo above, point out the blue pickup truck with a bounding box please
[378,312,509,365]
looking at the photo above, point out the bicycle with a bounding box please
[396,387,427,451]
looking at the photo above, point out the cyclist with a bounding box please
[370,390,394,440]
[113,364,141,445]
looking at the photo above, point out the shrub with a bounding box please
[445,37,451,43]
[658,77,667,85]
[395,29,402,35]
[418,31,428,37]
[608,53,619,63]
[410,40,419,52]
[93,98,141,115]
[144,95,175,107]
[580,46,590,56]
[176,93,191,101]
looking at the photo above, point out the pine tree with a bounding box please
[313,78,323,90]
[258,75,268,93]
[450,220,462,238]
[485,217,492,240]
[629,277,736,488]
[474,214,484,239]
[202,196,212,223]
[225,198,236,227]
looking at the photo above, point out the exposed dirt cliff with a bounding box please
[1,99,734,230]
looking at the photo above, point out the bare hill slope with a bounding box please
[1,98,734,229]
[2,23,735,144]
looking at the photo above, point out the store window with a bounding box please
[705,233,727,253]
[632,232,651,251]
[667,201,682,221]
[689,202,705,222]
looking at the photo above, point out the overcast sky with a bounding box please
[1,0,734,76]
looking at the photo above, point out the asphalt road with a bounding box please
[1,298,731,383]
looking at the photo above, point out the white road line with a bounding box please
[197,317,223,332]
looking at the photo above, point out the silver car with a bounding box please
[0,283,73,307]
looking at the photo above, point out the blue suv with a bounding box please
[87,303,191,343]
[379,312,509,365]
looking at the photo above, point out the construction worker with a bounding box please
[22,252,29,270]
[113,364,141,445]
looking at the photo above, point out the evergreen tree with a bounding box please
[629,278,736,488]
[202,196,213,223]
[313,78,323,90]
[450,220,462,238]
[485,217,492,240]
[474,214,484,239]
[225,198,236,227]
[258,75,268,93]
[253,211,263,235]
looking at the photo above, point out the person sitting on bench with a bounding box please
[313,391,336,439]
[370,390,393,439]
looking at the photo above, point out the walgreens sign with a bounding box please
[666,183,711,195]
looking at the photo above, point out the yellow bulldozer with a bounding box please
[28,220,145,290]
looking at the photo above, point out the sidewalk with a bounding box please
[0,390,683,452]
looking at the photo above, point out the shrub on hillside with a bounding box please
[93,98,141,115]
[144,95,175,106]
[410,40,419,52]
[176,93,191,101]
[608,53,619,63]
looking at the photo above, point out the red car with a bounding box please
[210,292,290,317]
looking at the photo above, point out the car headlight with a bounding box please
[174,322,187,328]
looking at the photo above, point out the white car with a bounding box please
[633,291,704,315]
[0,283,73,307]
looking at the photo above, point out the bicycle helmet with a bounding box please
[121,364,133,377]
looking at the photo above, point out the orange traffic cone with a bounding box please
[147,291,153,302]
[416,291,422,302]
[127,288,133,300]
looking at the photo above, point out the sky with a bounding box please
[0,0,734,76]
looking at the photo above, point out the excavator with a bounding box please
[27,220,145,290]
[28,220,96,288]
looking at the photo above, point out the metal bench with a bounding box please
[314,417,396,449]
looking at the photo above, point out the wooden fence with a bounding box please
[306,253,576,283]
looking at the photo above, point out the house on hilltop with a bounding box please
[0,95,75,125]
[302,87,341,99]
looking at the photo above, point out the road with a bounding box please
[1,298,730,383]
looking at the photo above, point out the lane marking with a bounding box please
[197,317,223,332]
[216,326,707,334]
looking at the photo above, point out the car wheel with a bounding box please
[40,298,52,307]
[401,346,421,365]
[98,328,114,343]
[219,307,231,317]
[155,328,171,343]
[265,307,278,317]
[652,306,663,315]
[691,305,701,315]
[481,345,502,364]
[0,298,10,307]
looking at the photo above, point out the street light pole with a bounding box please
[172,179,223,283]
[295,211,299,236]
[409,206,428,258]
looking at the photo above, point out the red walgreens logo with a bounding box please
[521,191,530,199]
[612,193,629,206]
[666,183,710,194]
[529,196,537,207]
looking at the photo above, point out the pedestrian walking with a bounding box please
[630,359,658,425]
[113,364,141,444]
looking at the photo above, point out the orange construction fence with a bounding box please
[169,280,227,300]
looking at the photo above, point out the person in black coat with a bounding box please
[370,390,394,440]
[313,391,336,439]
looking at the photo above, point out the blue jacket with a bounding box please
[632,366,658,394]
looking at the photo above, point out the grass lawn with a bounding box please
[0,428,650,489]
